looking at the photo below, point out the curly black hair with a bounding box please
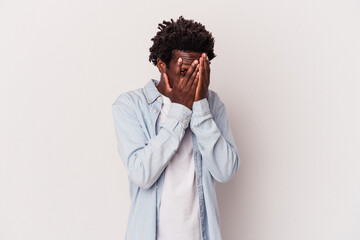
[149,16,216,67]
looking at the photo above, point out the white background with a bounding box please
[1,0,359,239]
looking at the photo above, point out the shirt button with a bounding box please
[154,109,157,113]
[187,115,190,120]
[156,185,159,189]
[157,96,162,101]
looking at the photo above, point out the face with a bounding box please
[158,50,203,88]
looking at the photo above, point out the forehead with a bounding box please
[171,50,202,66]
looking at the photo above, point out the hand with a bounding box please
[194,53,210,101]
[163,58,200,110]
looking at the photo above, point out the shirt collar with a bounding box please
[144,79,161,104]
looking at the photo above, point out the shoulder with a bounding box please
[112,87,147,108]
[111,87,149,121]
[206,89,228,121]
[206,89,225,109]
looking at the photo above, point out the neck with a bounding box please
[156,79,170,98]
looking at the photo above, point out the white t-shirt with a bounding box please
[157,93,201,240]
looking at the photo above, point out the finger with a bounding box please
[162,73,172,92]
[204,55,210,81]
[202,53,207,61]
[199,55,204,83]
[183,59,198,83]
[174,57,182,87]
[202,54,205,75]
[192,71,200,91]
[186,64,199,88]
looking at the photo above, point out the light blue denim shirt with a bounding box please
[112,79,240,240]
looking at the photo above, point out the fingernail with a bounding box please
[194,60,198,64]
[178,58,182,63]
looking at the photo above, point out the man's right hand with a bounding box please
[163,58,199,110]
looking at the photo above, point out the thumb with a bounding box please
[162,73,172,93]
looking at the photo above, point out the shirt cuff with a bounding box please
[166,102,192,127]
[191,98,211,118]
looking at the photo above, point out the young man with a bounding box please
[112,16,240,240]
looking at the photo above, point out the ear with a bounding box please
[156,58,167,74]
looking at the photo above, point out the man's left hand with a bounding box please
[194,53,210,101]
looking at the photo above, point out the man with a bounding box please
[112,16,240,240]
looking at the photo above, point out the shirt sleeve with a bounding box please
[112,97,192,189]
[190,96,240,183]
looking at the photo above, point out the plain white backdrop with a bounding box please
[1,0,360,239]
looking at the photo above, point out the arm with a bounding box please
[112,57,200,189]
[190,96,240,183]
[112,97,192,189]
[112,58,200,189]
